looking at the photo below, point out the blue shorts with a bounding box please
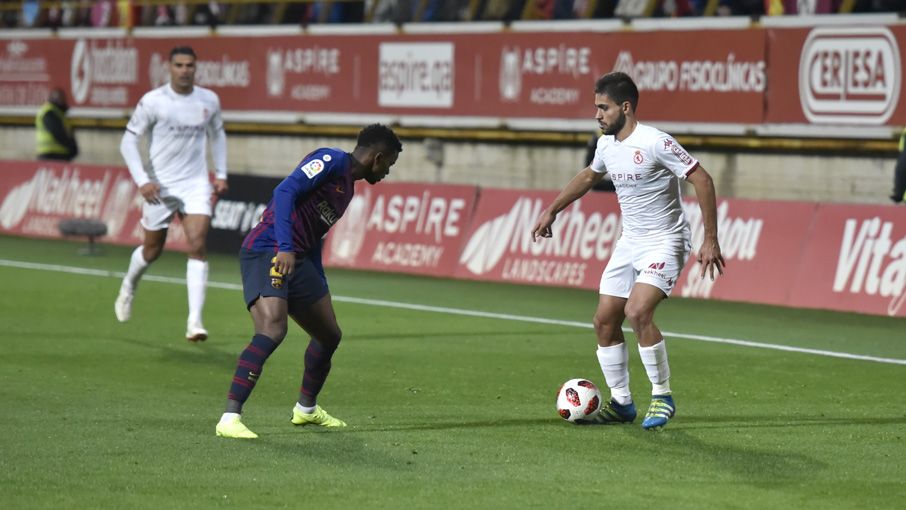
[239,248,328,309]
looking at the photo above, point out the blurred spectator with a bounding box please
[717,0,764,16]
[763,0,840,14]
[21,0,41,27]
[890,128,906,204]
[660,0,696,16]
[90,0,116,26]
[475,0,526,20]
[45,1,85,27]
[852,0,905,12]
[303,1,365,23]
[523,0,555,19]
[420,0,470,21]
[2,0,906,31]
[35,88,79,162]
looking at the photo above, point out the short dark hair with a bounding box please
[594,72,639,111]
[356,123,402,154]
[169,46,197,61]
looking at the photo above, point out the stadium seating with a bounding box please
[1,0,901,29]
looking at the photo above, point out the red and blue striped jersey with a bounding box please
[242,148,354,254]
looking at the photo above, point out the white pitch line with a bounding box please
[2,258,905,366]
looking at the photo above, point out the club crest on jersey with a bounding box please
[323,154,332,162]
[299,159,325,179]
[633,151,644,164]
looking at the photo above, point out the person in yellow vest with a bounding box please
[35,88,78,161]
[892,127,906,203]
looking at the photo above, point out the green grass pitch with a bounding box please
[1,235,904,509]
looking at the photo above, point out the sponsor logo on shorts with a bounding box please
[643,261,674,285]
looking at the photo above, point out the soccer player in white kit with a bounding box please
[532,72,725,430]
[114,46,229,342]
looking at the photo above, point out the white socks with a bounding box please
[219,412,240,424]
[639,340,672,395]
[122,246,150,291]
[295,402,316,415]
[597,340,673,401]
[186,259,208,325]
[596,343,632,405]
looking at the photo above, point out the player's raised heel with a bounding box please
[186,321,208,342]
[583,398,637,424]
[216,415,258,439]
[291,405,347,428]
[641,395,676,430]
[114,287,133,322]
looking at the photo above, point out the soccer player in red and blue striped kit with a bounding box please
[216,124,402,439]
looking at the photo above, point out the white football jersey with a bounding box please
[590,123,698,241]
[123,84,225,191]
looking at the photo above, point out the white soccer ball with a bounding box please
[556,378,602,423]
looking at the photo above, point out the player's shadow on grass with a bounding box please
[242,428,419,471]
[349,330,575,341]
[632,428,826,485]
[331,418,566,434]
[677,414,906,429]
[117,335,238,367]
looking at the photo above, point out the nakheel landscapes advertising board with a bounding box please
[453,188,622,289]
[2,161,904,318]
[0,160,191,249]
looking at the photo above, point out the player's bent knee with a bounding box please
[623,303,653,328]
[317,327,342,351]
[257,324,287,343]
[254,314,288,342]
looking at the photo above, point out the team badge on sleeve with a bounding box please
[299,159,325,179]
[670,144,694,166]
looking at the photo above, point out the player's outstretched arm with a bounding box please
[687,165,725,280]
[532,167,603,242]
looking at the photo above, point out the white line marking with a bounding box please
[2,258,905,366]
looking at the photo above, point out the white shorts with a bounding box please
[141,181,214,231]
[599,236,691,298]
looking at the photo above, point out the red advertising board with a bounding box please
[676,198,818,306]
[788,204,906,318]
[603,29,767,124]
[0,160,189,251]
[453,188,623,289]
[2,160,905,317]
[766,25,906,126]
[321,181,478,277]
[0,29,765,124]
[8,24,906,127]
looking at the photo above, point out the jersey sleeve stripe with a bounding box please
[684,162,700,178]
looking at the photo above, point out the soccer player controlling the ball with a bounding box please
[532,72,725,430]
[216,124,402,439]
